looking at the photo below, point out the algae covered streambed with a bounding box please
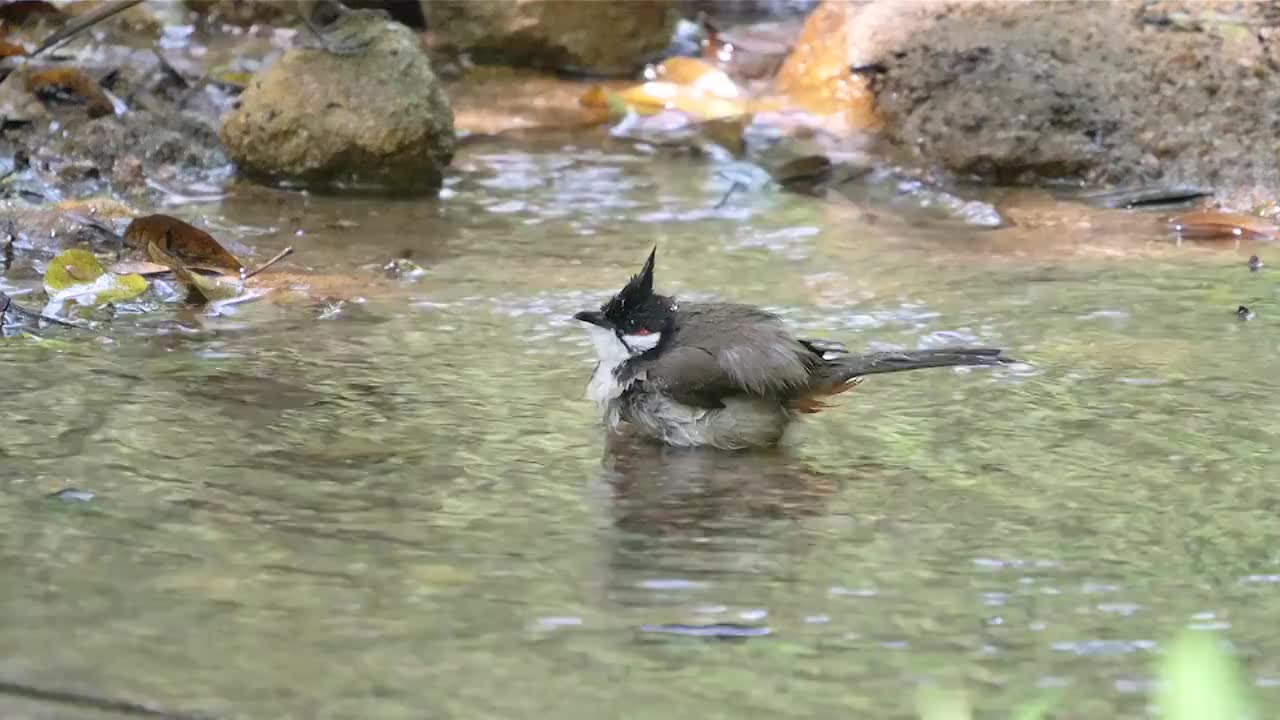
[3,126,1280,719]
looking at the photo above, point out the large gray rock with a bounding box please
[220,19,455,190]
[423,0,676,76]
[811,0,1280,212]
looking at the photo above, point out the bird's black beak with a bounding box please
[573,310,611,328]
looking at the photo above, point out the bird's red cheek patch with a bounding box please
[631,328,650,336]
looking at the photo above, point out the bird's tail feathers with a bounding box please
[823,347,1009,384]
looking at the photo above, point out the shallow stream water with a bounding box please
[3,128,1279,719]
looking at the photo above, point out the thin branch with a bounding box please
[715,180,745,210]
[0,679,215,720]
[29,0,145,57]
[240,246,294,282]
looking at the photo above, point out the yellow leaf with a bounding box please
[42,249,146,306]
[588,58,743,118]
[651,57,741,100]
[616,81,748,120]
[43,249,103,292]
[180,269,242,303]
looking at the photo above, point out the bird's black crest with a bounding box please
[603,247,656,317]
[598,247,675,337]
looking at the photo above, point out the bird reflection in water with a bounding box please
[581,431,854,623]
[590,430,843,534]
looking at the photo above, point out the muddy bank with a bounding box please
[799,0,1280,214]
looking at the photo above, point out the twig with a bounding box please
[151,48,190,90]
[29,0,145,57]
[240,246,294,282]
[0,678,215,720]
[1,225,11,271]
[714,180,745,210]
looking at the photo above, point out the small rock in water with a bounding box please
[954,199,1005,228]
[219,21,455,191]
[638,623,771,639]
[50,488,94,503]
[383,258,426,281]
[1237,305,1254,321]
[1249,255,1264,272]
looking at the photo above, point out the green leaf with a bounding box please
[42,249,146,306]
[1010,694,1059,720]
[1159,630,1250,720]
[604,93,629,116]
[915,686,970,720]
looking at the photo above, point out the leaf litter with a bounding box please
[1,209,310,336]
[124,214,245,274]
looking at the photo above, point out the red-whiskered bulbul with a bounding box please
[573,249,1013,450]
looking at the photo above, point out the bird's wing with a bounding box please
[642,304,819,408]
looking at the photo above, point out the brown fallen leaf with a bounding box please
[0,1,61,23]
[126,214,244,274]
[0,38,24,57]
[1169,211,1280,242]
[25,67,113,118]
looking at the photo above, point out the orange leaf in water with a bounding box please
[125,214,244,274]
[25,67,112,118]
[579,85,612,110]
[650,57,741,100]
[582,57,748,122]
[1169,211,1280,242]
[614,81,749,120]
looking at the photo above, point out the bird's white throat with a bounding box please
[584,326,662,417]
